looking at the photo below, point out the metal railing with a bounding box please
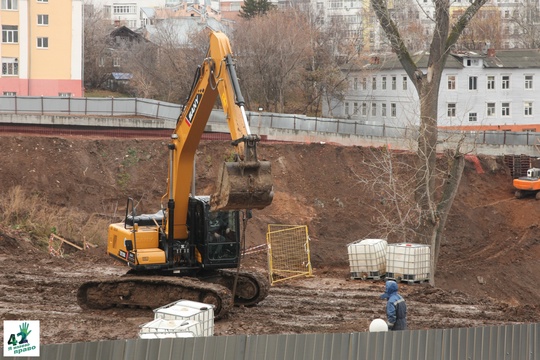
[0,96,182,121]
[0,96,539,148]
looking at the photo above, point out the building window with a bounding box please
[402,76,408,90]
[468,112,477,122]
[525,102,533,116]
[1,0,18,10]
[344,102,349,115]
[362,77,367,90]
[113,4,136,14]
[329,0,343,8]
[502,102,510,116]
[353,102,359,114]
[372,76,376,90]
[113,57,120,67]
[371,102,376,116]
[361,102,367,116]
[382,103,387,117]
[447,103,456,117]
[448,75,456,90]
[382,76,387,90]
[2,25,18,43]
[487,102,495,116]
[469,76,477,90]
[1,57,18,75]
[390,103,396,117]
[391,76,396,90]
[37,37,48,48]
[3,91,16,96]
[98,56,105,67]
[59,92,72,97]
[353,77,358,90]
[487,75,495,89]
[525,75,533,89]
[37,14,49,25]
[502,75,510,89]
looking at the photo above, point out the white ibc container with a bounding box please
[153,300,214,337]
[139,319,201,339]
[347,239,387,280]
[386,243,430,283]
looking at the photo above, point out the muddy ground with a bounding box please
[0,135,538,345]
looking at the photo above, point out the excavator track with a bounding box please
[205,269,270,307]
[77,275,234,319]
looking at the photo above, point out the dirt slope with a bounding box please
[0,135,539,345]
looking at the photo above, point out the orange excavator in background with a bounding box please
[77,31,274,318]
[513,167,540,200]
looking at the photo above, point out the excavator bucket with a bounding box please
[210,159,274,211]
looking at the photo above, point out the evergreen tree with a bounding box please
[239,0,274,19]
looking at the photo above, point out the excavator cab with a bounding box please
[188,196,240,267]
[526,168,540,178]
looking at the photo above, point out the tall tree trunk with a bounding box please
[371,0,488,286]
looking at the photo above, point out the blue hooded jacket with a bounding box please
[380,280,407,330]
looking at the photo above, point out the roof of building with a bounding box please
[110,26,147,43]
[358,48,540,72]
[363,51,464,71]
[140,7,156,18]
[144,17,227,45]
[111,72,133,80]
[480,49,540,68]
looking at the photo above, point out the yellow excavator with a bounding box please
[77,31,274,318]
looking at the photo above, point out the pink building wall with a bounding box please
[0,79,83,97]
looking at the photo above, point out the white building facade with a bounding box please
[325,49,540,131]
[100,0,220,30]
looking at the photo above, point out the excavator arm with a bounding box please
[164,31,274,241]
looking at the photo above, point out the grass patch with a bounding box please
[0,186,110,249]
[116,148,140,190]
[84,89,131,98]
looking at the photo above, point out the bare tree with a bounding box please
[370,0,488,284]
[508,1,540,49]
[455,6,503,50]
[304,14,366,116]
[83,3,114,90]
[122,22,209,102]
[116,40,161,98]
[387,0,427,53]
[233,10,313,113]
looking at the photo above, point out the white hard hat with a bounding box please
[369,318,389,332]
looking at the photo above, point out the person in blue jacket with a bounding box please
[380,280,407,330]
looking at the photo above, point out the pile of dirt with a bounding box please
[0,135,538,345]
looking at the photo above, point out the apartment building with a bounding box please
[0,0,83,96]
[103,0,221,30]
[325,49,540,132]
[104,0,165,29]
[309,0,538,52]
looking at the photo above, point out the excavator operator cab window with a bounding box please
[207,210,238,260]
